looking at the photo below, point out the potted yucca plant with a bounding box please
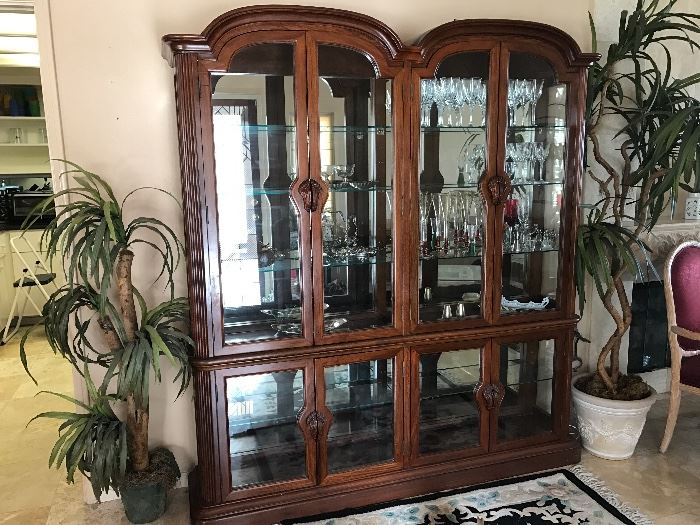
[20,161,194,523]
[574,0,700,459]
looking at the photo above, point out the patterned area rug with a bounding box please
[282,467,653,525]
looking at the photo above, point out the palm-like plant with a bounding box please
[577,0,700,397]
[20,161,193,500]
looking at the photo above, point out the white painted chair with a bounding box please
[0,235,58,345]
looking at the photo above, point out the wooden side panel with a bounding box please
[192,370,219,503]
[173,53,212,359]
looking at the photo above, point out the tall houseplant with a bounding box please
[574,0,700,458]
[21,161,194,523]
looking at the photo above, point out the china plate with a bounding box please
[501,296,550,311]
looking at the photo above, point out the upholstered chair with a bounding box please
[660,240,700,453]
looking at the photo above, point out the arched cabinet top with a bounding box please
[162,7,599,72]
[415,19,599,71]
[162,5,407,68]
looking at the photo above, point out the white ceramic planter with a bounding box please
[685,192,700,220]
[572,376,657,460]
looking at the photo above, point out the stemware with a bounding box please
[533,142,550,181]
[419,193,433,256]
[507,80,524,126]
[474,80,487,125]
[517,194,530,228]
[419,77,487,128]
[526,80,544,125]
[467,144,486,184]
[420,79,435,126]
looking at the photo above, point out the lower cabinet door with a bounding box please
[315,347,405,483]
[490,331,568,450]
[410,341,490,464]
[216,360,317,499]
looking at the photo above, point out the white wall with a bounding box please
[35,0,595,495]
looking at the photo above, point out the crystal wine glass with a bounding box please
[533,142,550,181]
[421,79,435,127]
[527,80,544,126]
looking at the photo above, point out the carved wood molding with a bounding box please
[305,410,326,441]
[481,383,505,411]
[173,53,211,360]
[163,5,407,67]
[163,6,599,71]
[297,179,324,212]
[415,19,599,68]
[487,173,512,206]
[193,371,218,504]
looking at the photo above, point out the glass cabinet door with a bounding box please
[311,44,396,336]
[219,361,316,495]
[498,52,567,317]
[412,345,488,462]
[315,350,402,480]
[417,51,494,326]
[492,336,558,447]
[211,42,310,345]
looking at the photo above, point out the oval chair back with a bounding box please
[660,240,700,453]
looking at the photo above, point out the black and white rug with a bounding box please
[283,467,652,525]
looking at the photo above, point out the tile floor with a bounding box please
[0,328,698,524]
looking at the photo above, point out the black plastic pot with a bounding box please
[121,482,167,524]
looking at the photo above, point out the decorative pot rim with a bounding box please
[572,373,658,410]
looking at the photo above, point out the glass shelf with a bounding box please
[228,252,393,273]
[418,180,563,192]
[421,252,482,261]
[506,377,553,388]
[245,187,292,196]
[321,125,392,133]
[420,125,486,132]
[502,247,558,256]
[327,183,391,193]
[421,247,557,261]
[246,184,393,196]
[507,124,567,132]
[510,180,564,187]
[239,124,296,132]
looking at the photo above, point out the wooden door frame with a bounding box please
[488,326,572,452]
[489,38,588,327]
[213,359,318,502]
[313,345,407,485]
[305,30,409,346]
[408,337,492,466]
[408,39,502,335]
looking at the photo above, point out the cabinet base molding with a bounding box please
[188,439,581,525]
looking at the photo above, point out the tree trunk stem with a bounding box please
[117,249,149,471]
[126,394,149,471]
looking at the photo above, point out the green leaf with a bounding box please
[145,325,175,365]
[589,11,598,54]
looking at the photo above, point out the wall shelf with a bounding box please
[0,116,45,121]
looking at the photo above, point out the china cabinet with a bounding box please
[163,6,597,524]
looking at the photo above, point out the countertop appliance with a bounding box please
[0,183,21,226]
[10,189,55,228]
